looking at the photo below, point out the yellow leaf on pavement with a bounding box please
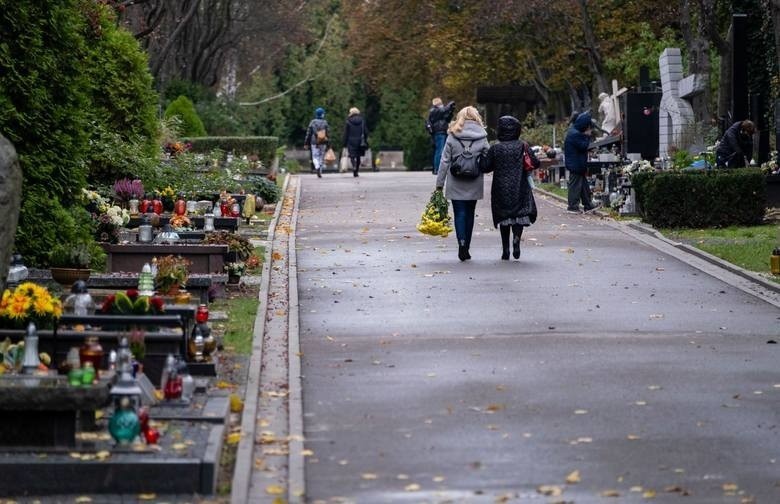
[230,393,244,413]
[361,473,377,480]
[565,469,581,484]
[265,484,284,495]
[226,432,241,445]
[601,489,621,497]
[537,485,562,497]
[137,493,156,500]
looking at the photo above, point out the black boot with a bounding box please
[501,248,510,260]
[458,240,468,261]
[513,236,521,259]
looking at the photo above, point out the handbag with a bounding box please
[522,143,535,172]
[324,147,337,164]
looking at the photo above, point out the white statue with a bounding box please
[598,92,618,136]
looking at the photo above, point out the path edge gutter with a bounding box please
[230,175,289,504]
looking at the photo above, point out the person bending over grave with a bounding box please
[716,120,755,168]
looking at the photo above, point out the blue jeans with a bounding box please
[451,199,477,247]
[432,133,447,174]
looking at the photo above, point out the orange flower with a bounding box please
[8,293,32,319]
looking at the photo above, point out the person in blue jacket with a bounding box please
[564,112,599,213]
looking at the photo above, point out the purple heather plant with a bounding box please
[113,178,145,202]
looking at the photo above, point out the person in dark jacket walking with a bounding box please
[426,97,456,175]
[435,106,489,261]
[304,107,330,178]
[482,116,539,260]
[716,120,755,168]
[342,107,368,177]
[564,112,599,213]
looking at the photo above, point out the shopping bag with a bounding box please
[324,148,336,164]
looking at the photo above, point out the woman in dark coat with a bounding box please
[483,115,539,260]
[342,107,368,177]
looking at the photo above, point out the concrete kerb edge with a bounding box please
[535,187,780,309]
[626,221,780,296]
[286,176,305,501]
[230,175,289,504]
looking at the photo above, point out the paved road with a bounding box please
[295,172,780,503]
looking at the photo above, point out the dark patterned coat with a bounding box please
[482,116,539,228]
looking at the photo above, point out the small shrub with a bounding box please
[182,136,278,169]
[246,176,281,204]
[165,96,207,137]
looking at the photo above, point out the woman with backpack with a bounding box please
[304,107,330,178]
[482,115,539,260]
[435,106,489,261]
[342,107,368,177]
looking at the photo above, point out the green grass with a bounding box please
[661,224,780,275]
[538,182,568,199]
[210,296,258,355]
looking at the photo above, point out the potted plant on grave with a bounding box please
[203,230,254,263]
[154,255,191,295]
[224,261,246,284]
[49,242,93,286]
[0,282,62,331]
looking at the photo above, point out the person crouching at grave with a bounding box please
[481,116,539,260]
[564,112,600,213]
[716,120,755,168]
[435,106,489,261]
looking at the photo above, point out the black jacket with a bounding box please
[716,121,753,168]
[343,115,367,157]
[483,116,539,227]
[426,102,455,135]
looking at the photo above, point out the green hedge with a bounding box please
[182,136,278,170]
[632,169,766,228]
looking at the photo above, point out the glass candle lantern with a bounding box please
[203,213,215,232]
[196,304,209,324]
[138,215,153,243]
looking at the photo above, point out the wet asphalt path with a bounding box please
[295,171,780,503]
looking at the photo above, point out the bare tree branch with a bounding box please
[237,71,325,106]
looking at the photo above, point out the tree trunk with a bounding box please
[577,0,609,94]
[772,0,780,76]
[717,23,733,126]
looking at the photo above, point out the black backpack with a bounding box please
[450,138,485,179]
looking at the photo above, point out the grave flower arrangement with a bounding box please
[417,190,452,237]
[95,205,130,243]
[0,282,62,330]
[100,290,165,360]
[113,178,145,204]
[155,255,191,295]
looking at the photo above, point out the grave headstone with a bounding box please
[658,48,695,158]
[0,134,22,292]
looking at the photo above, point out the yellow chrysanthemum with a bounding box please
[33,297,54,316]
[52,302,63,318]
[8,295,31,319]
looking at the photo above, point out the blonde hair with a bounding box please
[432,97,443,107]
[448,106,484,133]
[349,107,360,116]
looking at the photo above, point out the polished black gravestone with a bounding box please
[0,375,111,447]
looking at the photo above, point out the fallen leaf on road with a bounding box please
[635,401,647,406]
[560,248,575,254]
[537,485,563,496]
[574,409,588,415]
[137,493,156,500]
[433,475,446,482]
[630,486,643,492]
[722,483,738,492]
[648,385,662,390]
[627,434,641,440]
[405,483,421,491]
[75,497,92,503]
[486,404,504,413]
[601,489,621,497]
[226,433,242,445]
[643,489,657,498]
[565,470,581,484]
[361,473,378,480]
[265,484,284,495]
[649,313,664,319]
